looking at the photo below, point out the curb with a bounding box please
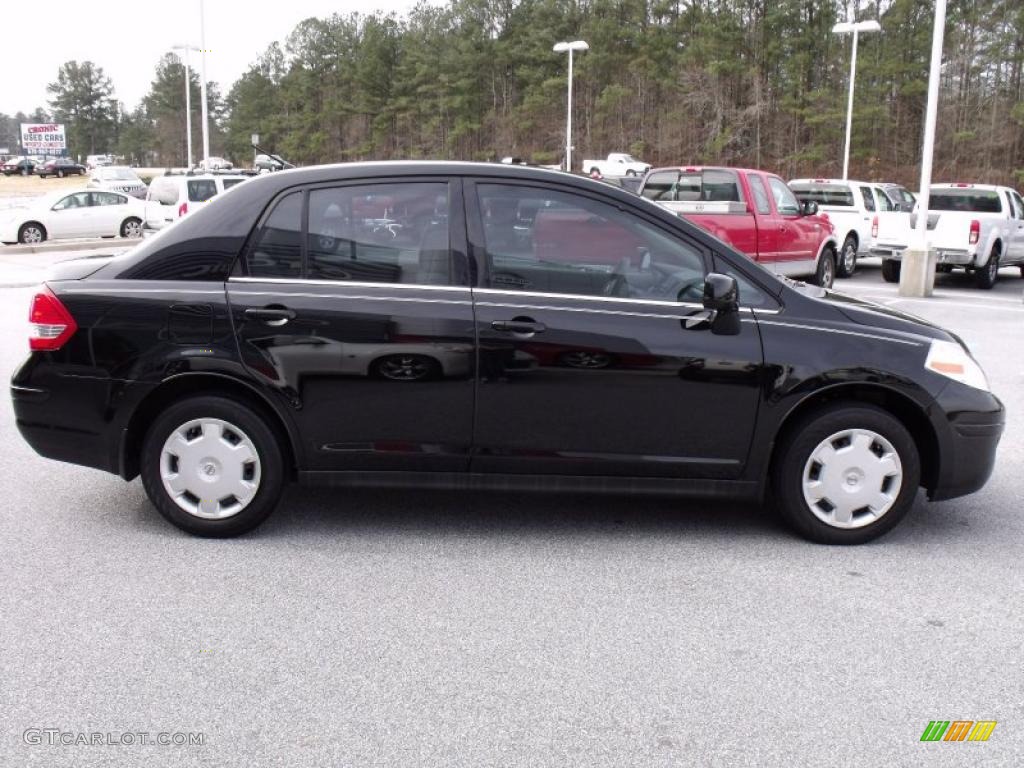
[0,238,137,256]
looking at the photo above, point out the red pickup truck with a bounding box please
[638,166,838,286]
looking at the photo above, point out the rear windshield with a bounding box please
[188,179,218,202]
[928,189,1002,213]
[789,183,854,206]
[641,169,742,203]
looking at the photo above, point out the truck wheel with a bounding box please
[836,235,858,278]
[589,167,600,176]
[812,248,835,288]
[771,403,920,544]
[626,169,637,177]
[975,248,999,289]
[881,259,900,283]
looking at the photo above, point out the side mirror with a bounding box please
[703,273,739,313]
[800,200,819,216]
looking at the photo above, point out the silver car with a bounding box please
[88,166,148,199]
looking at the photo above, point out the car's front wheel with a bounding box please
[140,396,285,537]
[18,222,45,244]
[57,169,65,178]
[772,404,920,544]
[120,217,143,238]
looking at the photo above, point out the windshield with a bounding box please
[101,168,139,181]
[789,183,854,206]
[929,189,1002,213]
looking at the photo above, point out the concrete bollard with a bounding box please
[898,247,936,297]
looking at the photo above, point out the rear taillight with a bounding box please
[871,215,879,238]
[29,286,77,351]
[969,219,980,245]
[178,202,188,217]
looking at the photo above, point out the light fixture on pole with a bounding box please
[553,40,589,173]
[171,44,199,169]
[832,19,881,180]
[198,0,210,170]
[899,0,947,298]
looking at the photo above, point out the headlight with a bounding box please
[925,339,990,391]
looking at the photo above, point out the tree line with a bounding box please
[5,0,1023,186]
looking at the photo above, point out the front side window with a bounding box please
[52,192,91,210]
[476,184,706,302]
[307,183,450,284]
[1011,191,1024,220]
[248,191,303,278]
[873,188,894,212]
[769,178,800,216]
[860,186,876,212]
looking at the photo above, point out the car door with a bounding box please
[88,192,128,235]
[1005,190,1024,261]
[746,173,779,266]
[46,192,93,238]
[226,177,476,473]
[766,176,816,274]
[466,179,765,479]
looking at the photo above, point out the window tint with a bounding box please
[91,192,125,206]
[769,178,800,215]
[477,184,706,302]
[248,192,303,278]
[750,176,772,214]
[789,183,855,206]
[641,169,742,203]
[307,183,450,284]
[860,186,876,212]
[52,192,91,210]
[873,188,894,212]
[187,179,218,202]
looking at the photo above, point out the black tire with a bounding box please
[18,222,46,244]
[881,259,900,283]
[771,404,921,544]
[589,167,600,175]
[140,396,285,537]
[836,235,858,278]
[812,247,835,288]
[57,169,65,178]
[626,169,637,177]
[120,217,143,238]
[975,247,999,289]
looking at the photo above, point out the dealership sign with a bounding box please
[20,123,67,153]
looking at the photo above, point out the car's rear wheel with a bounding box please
[57,169,65,178]
[836,235,858,278]
[772,404,920,544]
[975,247,999,289]
[812,247,835,288]
[373,354,439,382]
[18,222,45,244]
[881,259,900,282]
[141,396,285,537]
[120,217,143,238]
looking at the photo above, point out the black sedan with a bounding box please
[10,162,1004,543]
[37,158,87,178]
[1,158,36,176]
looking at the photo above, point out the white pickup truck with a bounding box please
[870,183,1024,288]
[788,178,897,278]
[581,153,651,178]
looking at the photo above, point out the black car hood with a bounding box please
[821,289,956,344]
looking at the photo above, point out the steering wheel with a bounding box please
[602,257,632,297]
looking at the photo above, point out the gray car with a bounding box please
[880,183,916,212]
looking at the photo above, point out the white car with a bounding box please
[0,189,146,244]
[88,166,148,199]
[788,178,898,277]
[145,173,250,230]
[198,156,233,171]
[580,153,651,178]
[871,183,1024,288]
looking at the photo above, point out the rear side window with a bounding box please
[750,176,772,215]
[929,190,1002,213]
[187,179,218,202]
[222,178,245,190]
[91,192,126,206]
[860,186,876,212]
[789,183,855,207]
[248,192,303,278]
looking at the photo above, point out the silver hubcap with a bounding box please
[160,418,261,519]
[22,227,42,243]
[844,245,855,271]
[802,429,903,529]
[563,351,611,369]
[124,220,142,238]
[822,258,833,286]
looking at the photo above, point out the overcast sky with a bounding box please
[0,0,427,116]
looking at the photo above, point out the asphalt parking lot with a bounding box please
[1,253,1022,766]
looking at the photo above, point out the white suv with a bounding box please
[788,179,898,277]
[145,173,249,230]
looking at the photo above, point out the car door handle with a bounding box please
[491,319,546,335]
[245,307,296,326]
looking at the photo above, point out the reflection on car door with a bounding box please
[47,192,93,238]
[226,178,476,473]
[89,192,127,236]
[767,177,815,275]
[466,179,765,479]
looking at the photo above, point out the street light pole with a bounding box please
[553,40,589,173]
[899,0,947,298]
[171,44,199,169]
[832,20,881,180]
[199,0,210,170]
